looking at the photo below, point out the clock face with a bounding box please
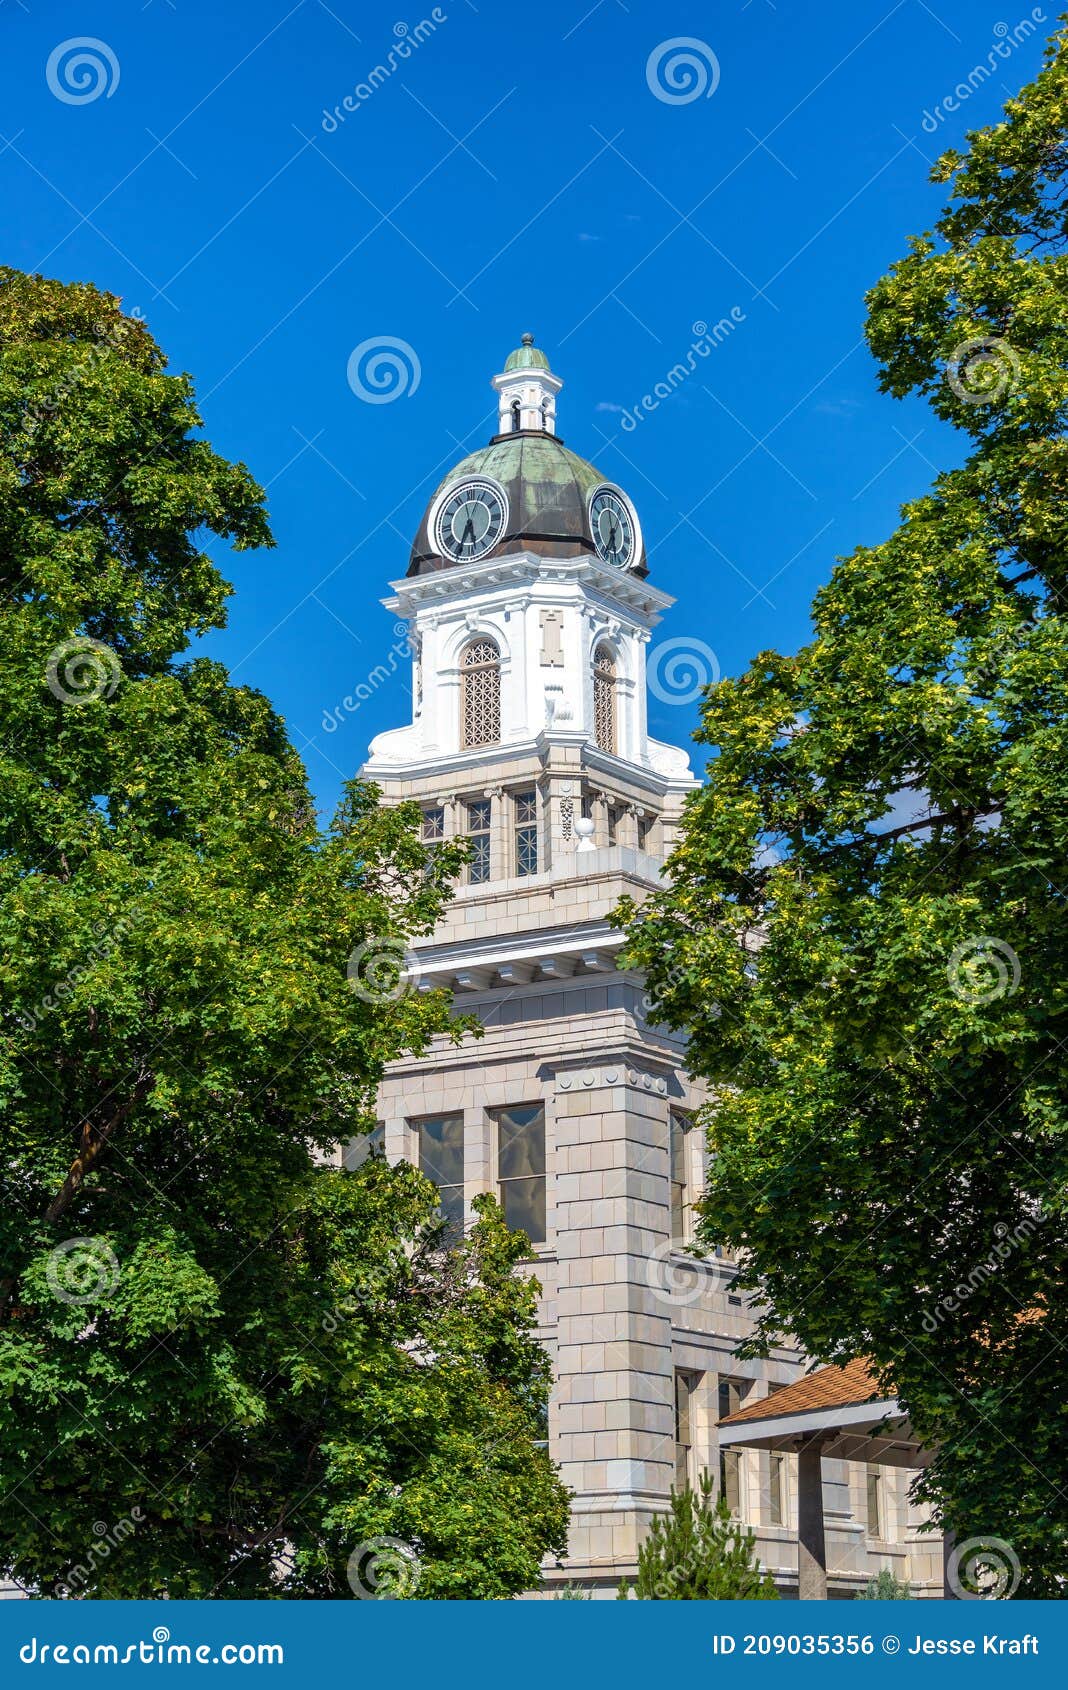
[590,488,636,569]
[436,479,507,562]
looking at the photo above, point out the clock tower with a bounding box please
[359,340,930,1595]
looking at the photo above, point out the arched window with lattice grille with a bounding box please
[461,638,501,748]
[593,644,616,754]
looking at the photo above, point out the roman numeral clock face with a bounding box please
[436,480,507,562]
[590,488,636,569]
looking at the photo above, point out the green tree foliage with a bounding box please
[618,1474,777,1600]
[857,1569,913,1600]
[619,25,1068,1596]
[0,269,569,1597]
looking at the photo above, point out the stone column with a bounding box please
[544,777,578,874]
[618,805,640,851]
[421,615,444,754]
[942,1527,958,1599]
[591,791,610,849]
[465,1104,491,1226]
[797,1437,829,1600]
[490,785,508,882]
[551,1062,676,1577]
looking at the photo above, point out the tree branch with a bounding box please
[43,1071,154,1225]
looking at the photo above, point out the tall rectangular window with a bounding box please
[720,1449,741,1516]
[674,1370,697,1491]
[866,1466,882,1538]
[493,1104,546,1243]
[421,806,444,862]
[669,1111,689,1242]
[415,1114,464,1234]
[342,1123,385,1170]
[768,1452,785,1526]
[465,798,491,884]
[718,1377,746,1516]
[514,790,538,877]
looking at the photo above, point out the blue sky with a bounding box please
[1,0,1052,817]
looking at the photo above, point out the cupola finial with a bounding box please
[495,335,562,435]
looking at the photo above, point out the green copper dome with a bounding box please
[503,332,551,373]
[408,431,648,577]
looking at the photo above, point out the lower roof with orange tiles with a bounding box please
[719,1358,890,1428]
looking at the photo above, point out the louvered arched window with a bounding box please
[593,644,616,754]
[461,638,501,748]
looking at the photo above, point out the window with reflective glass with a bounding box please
[768,1452,785,1526]
[718,1377,746,1515]
[675,1370,696,1490]
[866,1465,882,1537]
[493,1103,545,1243]
[415,1114,464,1234]
[342,1123,385,1171]
[670,1110,690,1242]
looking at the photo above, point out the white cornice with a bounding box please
[384,550,673,621]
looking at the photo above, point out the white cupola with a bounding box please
[491,333,563,435]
